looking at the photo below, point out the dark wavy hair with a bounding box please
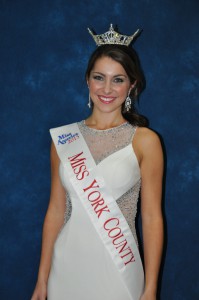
[85,45,148,127]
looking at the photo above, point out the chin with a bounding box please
[94,104,122,114]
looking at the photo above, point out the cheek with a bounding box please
[88,81,100,92]
[116,85,129,96]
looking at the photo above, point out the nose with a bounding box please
[103,79,112,94]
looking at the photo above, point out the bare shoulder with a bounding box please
[50,141,56,154]
[133,127,162,162]
[136,127,161,147]
[50,141,60,165]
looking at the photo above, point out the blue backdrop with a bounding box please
[0,0,198,299]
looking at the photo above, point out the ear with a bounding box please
[130,80,137,90]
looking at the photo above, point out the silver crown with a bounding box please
[88,24,141,46]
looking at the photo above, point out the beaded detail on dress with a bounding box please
[116,180,141,245]
[78,120,136,164]
[63,120,141,244]
[64,191,72,224]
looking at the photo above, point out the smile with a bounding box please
[98,96,116,104]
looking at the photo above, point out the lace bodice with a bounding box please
[62,120,141,245]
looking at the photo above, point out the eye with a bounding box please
[93,75,103,81]
[113,77,124,83]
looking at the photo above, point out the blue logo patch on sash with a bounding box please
[58,132,79,145]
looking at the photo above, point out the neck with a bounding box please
[85,108,126,130]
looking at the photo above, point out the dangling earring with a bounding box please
[125,90,131,112]
[88,93,91,108]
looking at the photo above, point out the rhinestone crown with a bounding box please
[88,24,141,47]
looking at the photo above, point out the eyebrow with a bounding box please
[91,71,127,78]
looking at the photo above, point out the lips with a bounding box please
[98,95,116,104]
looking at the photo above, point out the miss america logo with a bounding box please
[58,132,79,145]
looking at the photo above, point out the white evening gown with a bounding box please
[47,121,143,300]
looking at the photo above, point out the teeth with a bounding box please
[100,96,114,101]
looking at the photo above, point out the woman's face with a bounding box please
[87,56,134,113]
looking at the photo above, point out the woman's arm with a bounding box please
[134,128,164,300]
[31,142,66,300]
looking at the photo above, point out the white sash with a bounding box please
[50,122,144,300]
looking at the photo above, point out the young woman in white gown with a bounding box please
[31,25,164,300]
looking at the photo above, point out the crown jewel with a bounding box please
[88,24,141,47]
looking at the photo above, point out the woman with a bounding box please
[31,25,164,300]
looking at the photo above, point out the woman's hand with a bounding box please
[30,280,47,300]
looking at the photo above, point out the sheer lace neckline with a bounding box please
[82,120,129,132]
[78,120,136,165]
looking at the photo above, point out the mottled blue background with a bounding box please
[0,0,198,299]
